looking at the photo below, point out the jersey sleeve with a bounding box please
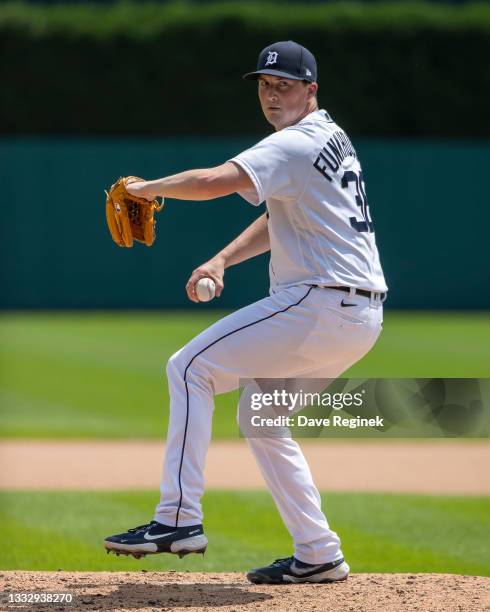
[229,128,314,206]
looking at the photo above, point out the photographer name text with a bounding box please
[250,415,384,429]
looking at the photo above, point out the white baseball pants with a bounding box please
[154,284,383,564]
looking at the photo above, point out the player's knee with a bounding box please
[166,347,211,386]
[166,349,185,380]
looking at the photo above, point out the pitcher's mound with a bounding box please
[1,571,488,611]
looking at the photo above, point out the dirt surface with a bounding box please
[1,442,489,611]
[1,440,489,494]
[1,571,488,612]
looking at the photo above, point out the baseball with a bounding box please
[195,277,216,302]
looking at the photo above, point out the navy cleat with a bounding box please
[247,555,349,584]
[104,521,207,559]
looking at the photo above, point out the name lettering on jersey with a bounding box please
[313,131,357,182]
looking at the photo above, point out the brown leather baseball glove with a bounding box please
[105,176,164,247]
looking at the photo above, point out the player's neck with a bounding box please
[274,101,319,131]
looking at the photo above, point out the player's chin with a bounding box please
[263,111,282,128]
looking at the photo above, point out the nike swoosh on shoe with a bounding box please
[290,561,326,575]
[143,530,178,541]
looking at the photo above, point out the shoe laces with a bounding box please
[271,556,294,567]
[127,522,153,534]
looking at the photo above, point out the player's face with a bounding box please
[257,75,318,130]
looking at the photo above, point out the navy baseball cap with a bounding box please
[243,40,317,83]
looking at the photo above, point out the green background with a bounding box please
[1,1,489,580]
[2,138,489,310]
[0,312,489,575]
[2,1,490,137]
[1,490,488,575]
[1,311,489,439]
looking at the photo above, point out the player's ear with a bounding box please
[307,82,318,98]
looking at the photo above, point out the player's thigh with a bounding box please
[169,285,320,388]
[170,285,381,393]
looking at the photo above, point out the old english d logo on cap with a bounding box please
[265,51,279,67]
[243,41,317,83]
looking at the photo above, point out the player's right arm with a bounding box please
[186,213,270,302]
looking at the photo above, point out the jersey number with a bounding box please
[341,170,374,233]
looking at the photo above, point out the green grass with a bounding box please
[0,490,488,575]
[1,311,489,439]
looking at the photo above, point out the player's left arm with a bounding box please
[126,162,253,201]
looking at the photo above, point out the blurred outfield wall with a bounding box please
[1,136,489,310]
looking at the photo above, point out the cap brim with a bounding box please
[242,69,307,81]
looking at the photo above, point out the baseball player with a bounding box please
[104,40,387,584]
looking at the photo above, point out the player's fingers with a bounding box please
[185,282,199,303]
[186,273,202,302]
[125,181,145,197]
[214,279,224,297]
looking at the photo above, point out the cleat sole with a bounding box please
[104,542,206,558]
[177,547,207,559]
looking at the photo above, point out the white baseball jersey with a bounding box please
[230,109,388,293]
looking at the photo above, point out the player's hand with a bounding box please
[186,256,225,303]
[125,179,154,201]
